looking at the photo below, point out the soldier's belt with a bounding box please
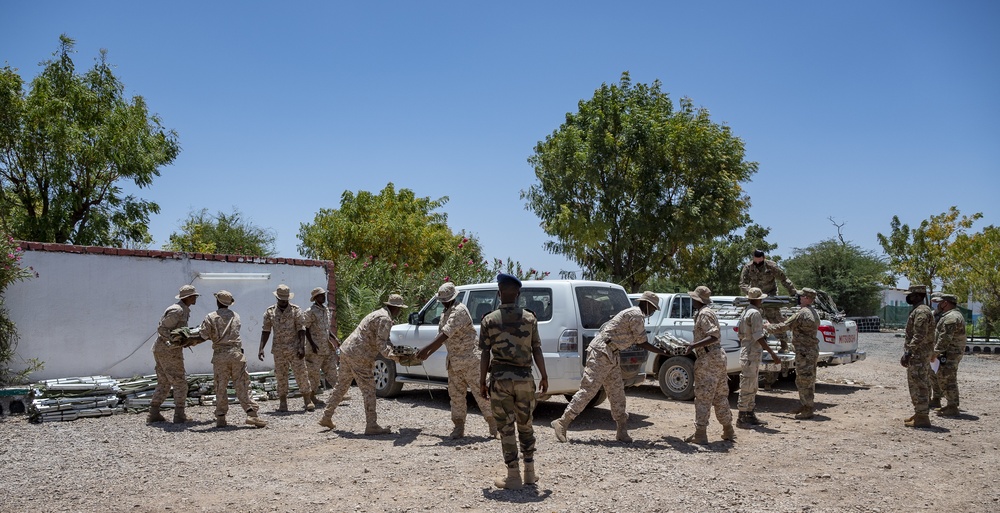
[697,343,722,355]
[490,363,533,378]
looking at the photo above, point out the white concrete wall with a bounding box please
[4,248,331,381]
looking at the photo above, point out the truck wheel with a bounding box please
[658,356,695,401]
[374,356,404,398]
[563,388,608,409]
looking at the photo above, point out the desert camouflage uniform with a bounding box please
[737,304,766,412]
[440,302,495,430]
[933,308,966,408]
[151,301,191,407]
[767,304,820,408]
[740,260,797,349]
[692,307,733,428]
[322,307,395,426]
[303,302,338,395]
[562,306,647,428]
[480,303,539,470]
[904,304,935,415]
[263,303,312,398]
[199,307,259,419]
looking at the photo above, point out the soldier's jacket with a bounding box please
[904,304,935,358]
[738,304,765,349]
[479,303,540,381]
[155,301,191,351]
[588,306,646,357]
[262,303,305,353]
[739,260,796,296]
[767,305,820,348]
[303,303,333,355]
[692,307,722,356]
[340,306,394,362]
[439,302,480,363]
[934,308,967,354]
[199,307,243,354]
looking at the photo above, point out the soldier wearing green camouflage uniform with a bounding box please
[148,285,199,424]
[767,287,820,419]
[416,282,497,439]
[318,294,405,435]
[740,250,797,352]
[899,285,935,427]
[198,290,267,428]
[258,284,315,412]
[303,287,339,406]
[479,274,549,490]
[684,286,735,444]
[737,287,781,428]
[932,293,966,417]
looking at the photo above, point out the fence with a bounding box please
[878,305,974,330]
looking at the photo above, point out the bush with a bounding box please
[1,235,43,385]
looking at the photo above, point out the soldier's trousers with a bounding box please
[491,379,536,468]
[562,349,628,426]
[448,356,493,426]
[737,350,762,412]
[693,349,732,428]
[213,349,259,418]
[763,307,789,348]
[151,346,187,407]
[933,351,963,407]
[305,350,338,394]
[906,359,932,415]
[273,349,312,398]
[323,354,378,425]
[794,343,819,408]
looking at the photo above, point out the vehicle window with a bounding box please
[417,291,468,325]
[519,288,552,322]
[668,296,682,319]
[468,290,498,325]
[575,286,632,329]
[680,296,693,319]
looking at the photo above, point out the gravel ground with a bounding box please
[2,331,998,513]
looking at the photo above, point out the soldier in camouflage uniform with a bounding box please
[318,294,405,435]
[303,287,340,406]
[684,286,735,444]
[899,285,935,427]
[198,291,267,428]
[551,291,668,444]
[479,274,549,490]
[736,287,781,428]
[148,285,199,424]
[258,284,315,412]
[740,250,797,352]
[932,293,967,417]
[416,282,498,439]
[767,287,821,419]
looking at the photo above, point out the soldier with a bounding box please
[148,285,199,424]
[899,285,935,427]
[740,249,797,353]
[416,282,498,439]
[931,293,967,417]
[257,284,315,412]
[198,291,267,428]
[551,291,669,444]
[318,294,406,435]
[928,291,943,408]
[480,273,549,490]
[303,287,340,406]
[736,287,781,428]
[683,286,735,444]
[766,287,821,419]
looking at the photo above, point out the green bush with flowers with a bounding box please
[1,235,43,385]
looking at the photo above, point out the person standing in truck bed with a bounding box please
[740,249,797,353]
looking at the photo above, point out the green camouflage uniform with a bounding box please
[740,260,797,348]
[479,303,540,470]
[933,308,966,408]
[692,307,733,428]
[303,302,338,395]
[199,307,259,420]
[767,304,820,408]
[151,301,191,408]
[262,303,312,398]
[904,304,935,415]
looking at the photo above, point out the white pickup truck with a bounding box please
[628,290,865,400]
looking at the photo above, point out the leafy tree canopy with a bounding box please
[0,35,179,247]
[164,208,276,257]
[783,239,892,316]
[945,225,1000,334]
[876,206,982,291]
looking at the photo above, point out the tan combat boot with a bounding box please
[495,465,523,490]
[904,413,931,428]
[245,413,267,428]
[303,393,316,412]
[312,390,326,406]
[277,396,288,412]
[685,426,709,445]
[551,418,569,443]
[928,397,941,409]
[172,407,189,424]
[794,407,815,420]
[364,423,391,435]
[790,404,805,415]
[936,405,960,416]
[318,415,336,430]
[616,425,633,443]
[147,405,166,423]
[450,420,465,439]
[522,460,538,485]
[722,423,736,441]
[215,415,227,428]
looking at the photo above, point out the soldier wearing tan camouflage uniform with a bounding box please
[257,284,315,412]
[736,287,781,428]
[480,274,549,490]
[931,293,966,417]
[684,286,735,444]
[199,291,267,428]
[551,291,668,444]
[303,287,340,406]
[318,294,406,435]
[767,287,821,419]
[416,282,498,439]
[899,285,935,427]
[740,250,797,352]
[148,285,199,424]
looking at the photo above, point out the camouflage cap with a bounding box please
[637,291,660,311]
[931,293,958,304]
[746,287,768,300]
[436,282,459,302]
[310,287,327,301]
[214,290,235,306]
[176,285,200,300]
[687,285,712,305]
[905,285,927,295]
[273,284,294,300]
[798,287,817,299]
[383,293,408,308]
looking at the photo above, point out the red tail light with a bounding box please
[818,325,836,343]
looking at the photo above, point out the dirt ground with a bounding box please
[1,331,998,513]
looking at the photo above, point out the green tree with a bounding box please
[668,223,778,295]
[0,35,179,247]
[945,225,1000,336]
[165,208,277,257]
[523,72,757,292]
[783,239,891,316]
[877,206,982,290]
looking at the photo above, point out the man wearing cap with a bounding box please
[552,291,669,444]
[767,287,821,419]
[148,285,199,424]
[258,284,315,412]
[683,286,736,444]
[899,285,935,427]
[737,287,781,428]
[740,250,797,353]
[303,287,340,406]
[480,273,549,490]
[318,293,406,435]
[198,291,267,428]
[416,282,497,439]
[931,293,966,417]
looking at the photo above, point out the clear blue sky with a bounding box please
[3,1,998,282]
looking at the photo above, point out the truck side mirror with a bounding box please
[408,311,421,325]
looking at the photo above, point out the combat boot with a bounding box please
[450,420,465,439]
[495,465,523,490]
[277,396,288,412]
[487,417,498,438]
[172,407,189,424]
[245,413,267,428]
[146,405,166,423]
[551,418,569,443]
[904,413,931,427]
[312,391,326,407]
[928,397,942,409]
[685,426,708,445]
[747,410,767,426]
[215,415,227,428]
[318,415,336,430]
[722,423,736,441]
[522,460,538,485]
[904,414,915,423]
[303,393,316,412]
[615,424,633,443]
[790,404,805,415]
[794,407,815,420]
[364,423,391,435]
[936,405,960,417]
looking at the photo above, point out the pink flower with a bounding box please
[403,263,408,267]
[363,262,369,268]
[445,276,451,282]
[467,259,474,265]
[350,251,357,259]
[462,237,468,243]
[458,243,464,249]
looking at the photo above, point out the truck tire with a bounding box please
[658,356,695,401]
[563,388,608,409]
[374,356,404,398]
